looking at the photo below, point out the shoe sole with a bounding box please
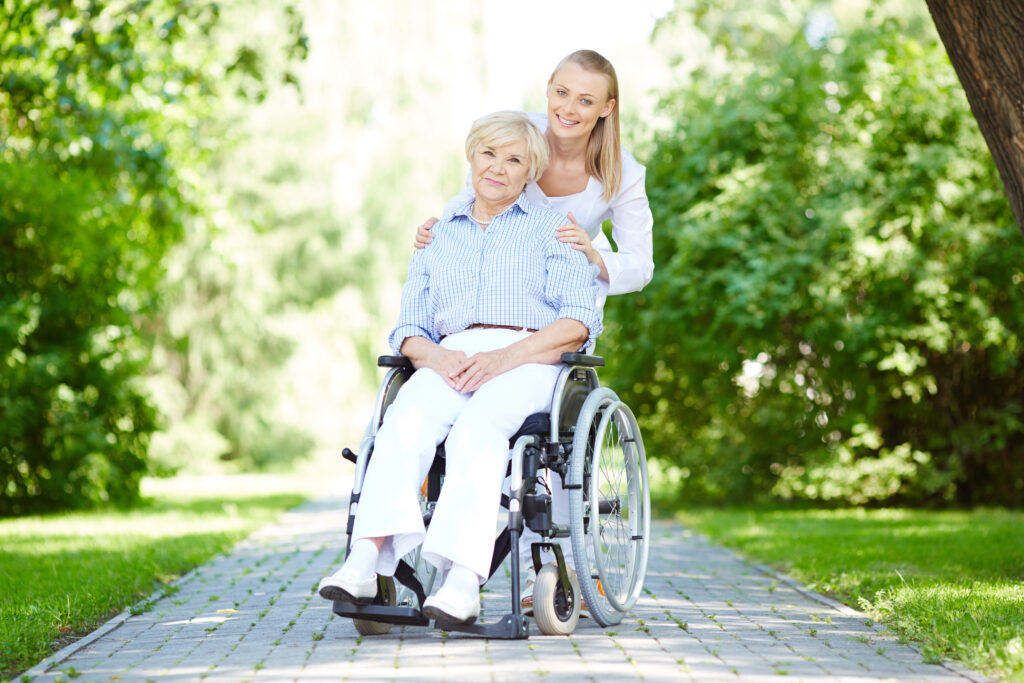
[319,583,374,605]
[422,604,478,625]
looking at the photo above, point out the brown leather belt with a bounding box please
[465,323,539,333]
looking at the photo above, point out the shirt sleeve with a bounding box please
[598,164,655,296]
[544,233,603,350]
[389,248,436,354]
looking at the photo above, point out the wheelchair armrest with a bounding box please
[378,355,413,368]
[382,353,600,368]
[560,352,604,368]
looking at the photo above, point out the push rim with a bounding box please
[588,400,649,613]
[569,388,622,626]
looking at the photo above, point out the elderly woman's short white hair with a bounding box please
[465,111,550,184]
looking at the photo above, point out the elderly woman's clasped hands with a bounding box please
[421,345,516,394]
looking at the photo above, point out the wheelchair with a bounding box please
[333,352,650,638]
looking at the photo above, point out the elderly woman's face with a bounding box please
[471,139,530,208]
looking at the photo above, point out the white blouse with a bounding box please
[444,112,654,313]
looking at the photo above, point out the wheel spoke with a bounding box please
[570,389,650,625]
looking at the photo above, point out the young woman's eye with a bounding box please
[556,89,567,97]
[581,98,592,106]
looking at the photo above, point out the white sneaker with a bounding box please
[422,583,481,624]
[317,565,378,604]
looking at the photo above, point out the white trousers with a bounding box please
[353,328,561,581]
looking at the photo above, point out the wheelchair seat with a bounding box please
[509,413,551,447]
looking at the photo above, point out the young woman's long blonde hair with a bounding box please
[549,50,622,201]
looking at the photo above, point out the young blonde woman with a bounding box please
[414,49,654,615]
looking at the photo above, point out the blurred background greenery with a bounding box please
[2,0,1022,516]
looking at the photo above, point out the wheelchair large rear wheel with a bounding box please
[353,576,397,636]
[568,388,650,627]
[391,476,438,611]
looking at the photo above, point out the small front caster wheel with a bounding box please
[532,563,581,635]
[353,576,395,636]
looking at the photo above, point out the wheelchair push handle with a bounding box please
[378,353,603,369]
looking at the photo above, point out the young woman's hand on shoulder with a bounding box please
[556,211,609,281]
[414,217,438,249]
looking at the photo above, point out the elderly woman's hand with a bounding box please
[451,348,515,394]
[418,346,472,389]
[413,217,438,250]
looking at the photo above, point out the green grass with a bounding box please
[0,475,310,680]
[677,507,1024,681]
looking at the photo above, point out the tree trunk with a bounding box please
[925,0,1024,237]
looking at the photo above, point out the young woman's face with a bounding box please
[546,61,616,143]
[470,139,530,208]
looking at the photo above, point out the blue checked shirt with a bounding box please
[389,193,602,354]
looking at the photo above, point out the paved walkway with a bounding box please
[25,494,989,682]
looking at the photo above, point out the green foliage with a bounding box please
[0,1,196,513]
[0,1,306,512]
[607,4,1024,506]
[146,86,366,474]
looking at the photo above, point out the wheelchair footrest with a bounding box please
[434,613,529,639]
[332,601,430,626]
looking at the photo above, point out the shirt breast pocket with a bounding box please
[432,257,478,304]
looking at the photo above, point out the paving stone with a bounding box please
[20,494,995,682]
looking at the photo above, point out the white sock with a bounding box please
[341,539,379,579]
[443,564,480,597]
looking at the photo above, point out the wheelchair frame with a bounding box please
[332,352,650,639]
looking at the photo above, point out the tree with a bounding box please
[924,1,1024,238]
[0,0,304,514]
[605,6,1024,506]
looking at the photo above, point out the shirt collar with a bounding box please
[449,196,475,221]
[450,192,533,222]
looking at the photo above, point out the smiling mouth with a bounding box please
[556,114,580,127]
[484,177,504,186]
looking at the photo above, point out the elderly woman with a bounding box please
[317,111,601,624]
